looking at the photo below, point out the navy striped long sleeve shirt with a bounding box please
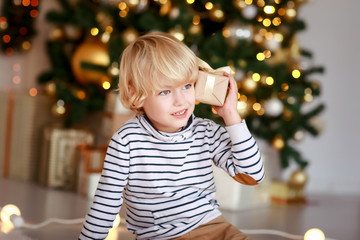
[79,114,264,240]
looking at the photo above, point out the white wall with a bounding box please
[298,0,360,195]
[1,0,359,195]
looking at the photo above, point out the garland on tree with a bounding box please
[38,0,324,169]
[0,0,40,54]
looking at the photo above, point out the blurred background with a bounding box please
[0,0,359,201]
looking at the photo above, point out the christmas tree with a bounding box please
[35,0,324,169]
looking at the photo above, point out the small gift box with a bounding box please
[195,58,234,106]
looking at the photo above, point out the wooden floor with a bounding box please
[0,178,358,240]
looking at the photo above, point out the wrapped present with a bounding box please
[0,90,58,181]
[195,58,233,106]
[77,145,107,198]
[38,126,94,189]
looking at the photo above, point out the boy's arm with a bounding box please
[213,73,264,185]
[79,135,130,240]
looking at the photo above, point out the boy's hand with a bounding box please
[213,72,242,126]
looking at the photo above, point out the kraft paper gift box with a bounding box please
[195,58,234,106]
[77,145,106,198]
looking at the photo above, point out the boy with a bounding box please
[79,32,264,240]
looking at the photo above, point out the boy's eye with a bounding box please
[183,83,192,90]
[159,90,170,96]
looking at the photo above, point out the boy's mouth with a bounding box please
[172,109,187,117]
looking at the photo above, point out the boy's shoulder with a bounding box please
[113,116,141,136]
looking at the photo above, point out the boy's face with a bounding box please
[142,79,195,133]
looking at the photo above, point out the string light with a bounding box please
[0,205,336,240]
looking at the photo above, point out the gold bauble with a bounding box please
[288,169,307,189]
[71,39,110,84]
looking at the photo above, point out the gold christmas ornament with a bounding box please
[71,39,110,84]
[288,169,307,189]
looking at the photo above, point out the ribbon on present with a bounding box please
[197,57,234,76]
[196,58,234,105]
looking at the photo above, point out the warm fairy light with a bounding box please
[77,90,86,99]
[105,26,113,33]
[3,34,11,43]
[239,94,247,102]
[304,228,325,240]
[205,2,213,10]
[265,76,274,85]
[257,0,265,7]
[245,0,253,5]
[264,5,275,14]
[102,81,111,90]
[281,83,289,91]
[237,92,241,100]
[274,33,283,42]
[12,76,21,84]
[30,9,38,18]
[256,52,265,61]
[287,96,296,104]
[272,135,285,149]
[278,8,286,16]
[119,10,128,18]
[22,0,30,6]
[274,0,281,4]
[272,17,281,26]
[118,2,127,10]
[263,50,271,58]
[252,73,261,82]
[13,63,21,72]
[128,0,139,6]
[257,108,264,115]
[286,8,297,18]
[186,0,195,4]
[212,107,217,114]
[262,18,271,27]
[101,32,111,43]
[29,88,37,96]
[31,0,39,7]
[304,88,312,94]
[90,27,99,36]
[292,69,301,78]
[0,204,22,227]
[193,15,200,25]
[252,102,261,111]
[22,41,31,50]
[304,94,313,103]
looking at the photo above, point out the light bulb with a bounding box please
[304,228,325,240]
[0,204,24,228]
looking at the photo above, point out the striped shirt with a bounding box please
[79,114,264,240]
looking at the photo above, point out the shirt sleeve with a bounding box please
[79,133,130,240]
[212,120,265,185]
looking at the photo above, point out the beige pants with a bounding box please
[171,216,250,240]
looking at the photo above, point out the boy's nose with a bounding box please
[173,90,185,105]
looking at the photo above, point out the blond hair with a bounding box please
[118,31,198,113]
